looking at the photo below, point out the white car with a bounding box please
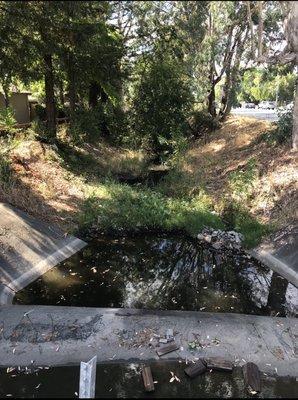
[258,101,276,110]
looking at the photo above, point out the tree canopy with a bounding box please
[0,0,296,151]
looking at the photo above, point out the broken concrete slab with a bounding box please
[0,306,297,377]
[249,225,298,287]
[0,203,86,305]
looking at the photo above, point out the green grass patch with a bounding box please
[222,203,273,248]
[234,210,273,248]
[78,180,224,236]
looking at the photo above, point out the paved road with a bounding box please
[231,108,278,122]
[0,203,86,305]
[0,306,297,376]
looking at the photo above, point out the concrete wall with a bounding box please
[0,92,30,124]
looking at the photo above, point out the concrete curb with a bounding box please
[0,306,297,377]
[249,249,298,288]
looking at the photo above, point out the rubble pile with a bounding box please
[197,228,244,251]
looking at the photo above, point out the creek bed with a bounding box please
[14,234,297,317]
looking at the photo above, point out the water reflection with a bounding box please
[14,235,298,317]
[1,362,297,398]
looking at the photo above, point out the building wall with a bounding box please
[0,92,30,124]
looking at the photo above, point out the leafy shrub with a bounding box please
[274,106,293,144]
[34,104,46,121]
[221,201,271,248]
[68,108,104,143]
[0,107,16,129]
[257,106,293,145]
[188,110,220,138]
[0,154,12,188]
[132,57,193,161]
[103,103,129,145]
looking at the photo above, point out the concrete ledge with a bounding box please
[0,203,87,305]
[250,248,298,288]
[0,306,297,377]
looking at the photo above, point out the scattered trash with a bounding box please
[141,366,155,392]
[205,357,234,372]
[243,362,261,394]
[166,329,174,340]
[169,371,180,383]
[159,338,168,344]
[184,359,207,378]
[156,342,179,357]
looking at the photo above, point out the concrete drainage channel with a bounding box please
[0,203,297,397]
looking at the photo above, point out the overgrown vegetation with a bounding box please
[257,106,294,146]
[0,1,296,250]
[79,181,224,236]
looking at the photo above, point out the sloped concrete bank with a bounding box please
[0,203,86,305]
[0,306,297,377]
[250,225,298,288]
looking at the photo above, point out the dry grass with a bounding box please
[181,116,298,228]
[0,134,147,232]
[0,116,296,237]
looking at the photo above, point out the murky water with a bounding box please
[1,361,297,398]
[14,235,297,317]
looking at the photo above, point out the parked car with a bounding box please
[258,101,276,109]
[242,102,256,109]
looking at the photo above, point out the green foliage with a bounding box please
[189,110,220,138]
[68,108,104,144]
[237,67,295,105]
[274,107,293,144]
[132,57,193,161]
[233,208,272,248]
[257,107,293,146]
[222,202,272,248]
[79,181,223,235]
[0,107,16,129]
[228,158,258,201]
[0,154,12,188]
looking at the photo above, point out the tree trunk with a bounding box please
[58,79,65,107]
[67,53,77,115]
[44,54,56,138]
[88,81,101,109]
[285,1,298,150]
[293,76,298,150]
[3,87,9,108]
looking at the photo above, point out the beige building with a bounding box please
[0,92,31,124]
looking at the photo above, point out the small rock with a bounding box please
[212,242,222,250]
[204,235,212,243]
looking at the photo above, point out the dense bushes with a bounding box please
[0,107,16,129]
[79,180,224,235]
[257,106,293,146]
[274,106,293,144]
[188,110,220,139]
[132,58,193,161]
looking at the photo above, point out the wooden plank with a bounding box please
[205,357,233,372]
[184,359,207,378]
[141,366,155,392]
[156,342,179,357]
[243,362,261,393]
